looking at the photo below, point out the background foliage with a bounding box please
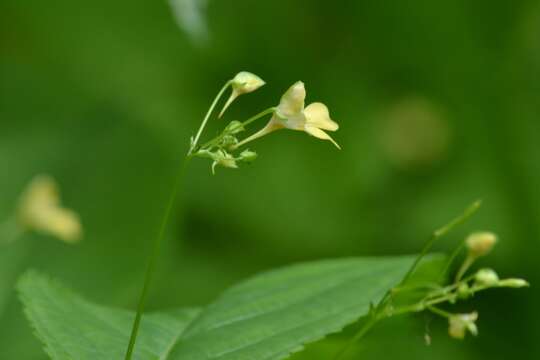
[1,0,538,358]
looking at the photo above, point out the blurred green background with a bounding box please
[1,0,539,358]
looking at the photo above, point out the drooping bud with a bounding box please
[211,150,238,174]
[474,268,499,286]
[466,232,497,258]
[498,278,529,288]
[448,312,478,339]
[219,72,265,118]
[239,149,258,163]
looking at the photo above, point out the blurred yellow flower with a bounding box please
[17,175,82,243]
[235,81,340,149]
[466,232,497,258]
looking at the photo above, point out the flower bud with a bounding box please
[498,278,529,288]
[448,312,478,339]
[219,72,265,117]
[466,232,497,258]
[219,134,238,148]
[457,283,471,299]
[211,150,238,174]
[239,149,257,163]
[225,120,245,135]
[475,268,499,286]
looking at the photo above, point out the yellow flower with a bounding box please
[234,81,340,149]
[17,175,82,243]
[219,71,266,117]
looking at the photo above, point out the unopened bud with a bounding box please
[466,232,497,258]
[219,72,265,117]
[239,149,257,163]
[498,278,529,288]
[475,268,499,286]
[211,150,237,174]
[220,135,238,148]
[225,120,245,135]
[457,283,471,299]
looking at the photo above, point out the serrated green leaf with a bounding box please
[168,256,416,360]
[17,271,200,360]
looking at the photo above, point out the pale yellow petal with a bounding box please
[304,102,339,131]
[276,81,305,119]
[304,125,341,149]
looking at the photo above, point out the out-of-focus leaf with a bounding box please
[18,271,200,360]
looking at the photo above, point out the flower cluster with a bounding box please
[417,231,528,340]
[189,72,340,173]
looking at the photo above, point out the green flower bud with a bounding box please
[219,135,238,148]
[475,268,499,286]
[498,278,529,288]
[225,120,245,135]
[211,150,237,173]
[457,283,471,299]
[239,149,257,163]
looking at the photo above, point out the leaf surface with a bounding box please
[168,256,416,360]
[18,271,200,360]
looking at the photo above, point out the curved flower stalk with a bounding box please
[233,81,341,150]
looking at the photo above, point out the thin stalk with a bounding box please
[333,315,378,360]
[455,254,475,283]
[199,107,276,151]
[427,305,452,318]
[438,241,466,282]
[124,157,191,360]
[189,81,231,155]
[401,200,481,284]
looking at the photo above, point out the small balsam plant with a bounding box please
[9,72,529,360]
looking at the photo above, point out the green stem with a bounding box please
[438,241,466,282]
[241,107,276,128]
[124,157,191,360]
[189,81,231,155]
[199,107,276,151]
[333,315,378,360]
[401,200,481,284]
[455,254,475,283]
[427,305,452,318]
